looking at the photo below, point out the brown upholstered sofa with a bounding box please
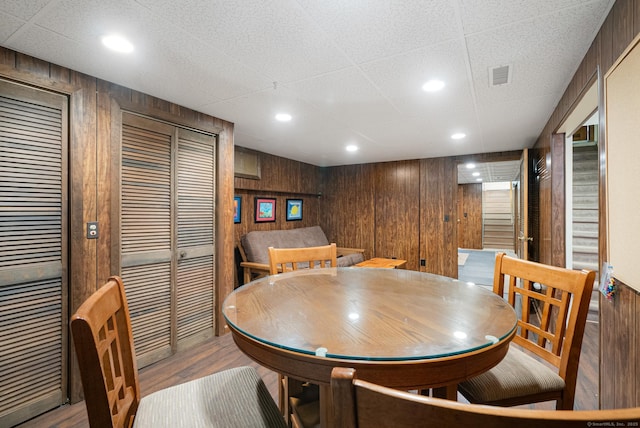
[238,226,365,284]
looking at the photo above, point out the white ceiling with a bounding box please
[457,160,520,184]
[0,0,613,167]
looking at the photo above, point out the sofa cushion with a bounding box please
[337,252,364,267]
[241,226,329,265]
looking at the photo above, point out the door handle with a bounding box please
[179,250,187,259]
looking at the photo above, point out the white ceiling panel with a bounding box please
[0,0,50,21]
[296,0,460,64]
[137,0,353,83]
[458,160,521,184]
[359,39,473,115]
[0,12,23,40]
[458,0,595,35]
[0,0,615,167]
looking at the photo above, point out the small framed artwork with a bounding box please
[233,196,242,224]
[286,199,303,221]
[255,197,276,222]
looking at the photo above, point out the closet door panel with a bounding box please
[120,113,173,367]
[176,129,215,349]
[119,114,216,366]
[0,80,68,427]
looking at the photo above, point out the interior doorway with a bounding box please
[557,81,599,322]
[457,160,520,285]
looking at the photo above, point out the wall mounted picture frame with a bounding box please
[255,197,276,222]
[286,199,303,221]
[233,196,241,223]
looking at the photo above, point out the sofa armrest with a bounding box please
[337,247,365,257]
[240,261,270,284]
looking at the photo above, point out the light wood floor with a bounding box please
[17,320,599,427]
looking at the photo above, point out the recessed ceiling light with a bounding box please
[275,113,292,122]
[476,178,483,182]
[465,163,475,169]
[346,145,358,152]
[472,171,480,176]
[451,133,466,140]
[101,34,134,53]
[422,79,445,92]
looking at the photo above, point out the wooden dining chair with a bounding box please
[331,367,640,428]
[268,242,337,275]
[70,275,286,428]
[267,243,337,428]
[458,252,596,410]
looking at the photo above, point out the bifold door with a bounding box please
[118,112,215,368]
[0,79,68,427]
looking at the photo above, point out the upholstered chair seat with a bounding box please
[458,346,565,403]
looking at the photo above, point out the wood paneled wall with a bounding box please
[318,152,521,275]
[0,46,235,403]
[319,159,447,274]
[233,149,322,239]
[600,281,640,409]
[235,149,321,195]
[530,0,640,410]
[319,163,376,260]
[374,161,421,268]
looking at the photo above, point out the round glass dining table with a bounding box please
[223,267,517,394]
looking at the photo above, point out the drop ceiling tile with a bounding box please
[0,12,24,42]
[203,85,312,130]
[296,0,460,64]
[360,39,473,115]
[124,30,272,104]
[354,114,484,161]
[235,116,372,167]
[0,0,51,21]
[458,160,521,184]
[467,1,611,106]
[477,94,558,153]
[4,24,130,79]
[458,0,600,35]
[283,67,402,129]
[30,0,151,42]
[137,0,352,83]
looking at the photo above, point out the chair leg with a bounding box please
[279,375,289,423]
[432,384,458,401]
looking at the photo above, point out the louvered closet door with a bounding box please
[0,80,68,427]
[120,113,215,368]
[176,129,214,350]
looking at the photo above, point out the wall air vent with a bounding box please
[490,64,512,86]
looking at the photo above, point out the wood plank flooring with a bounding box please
[17,320,599,427]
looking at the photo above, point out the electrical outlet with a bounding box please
[87,221,99,239]
[420,259,426,267]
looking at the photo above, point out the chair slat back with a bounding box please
[493,253,595,391]
[268,243,337,275]
[331,367,640,428]
[71,276,140,428]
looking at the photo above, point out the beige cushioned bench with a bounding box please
[238,226,364,284]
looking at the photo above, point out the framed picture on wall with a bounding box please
[234,196,241,223]
[255,197,276,222]
[286,199,303,221]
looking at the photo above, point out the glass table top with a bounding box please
[223,267,517,361]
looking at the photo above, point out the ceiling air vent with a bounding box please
[490,64,511,86]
